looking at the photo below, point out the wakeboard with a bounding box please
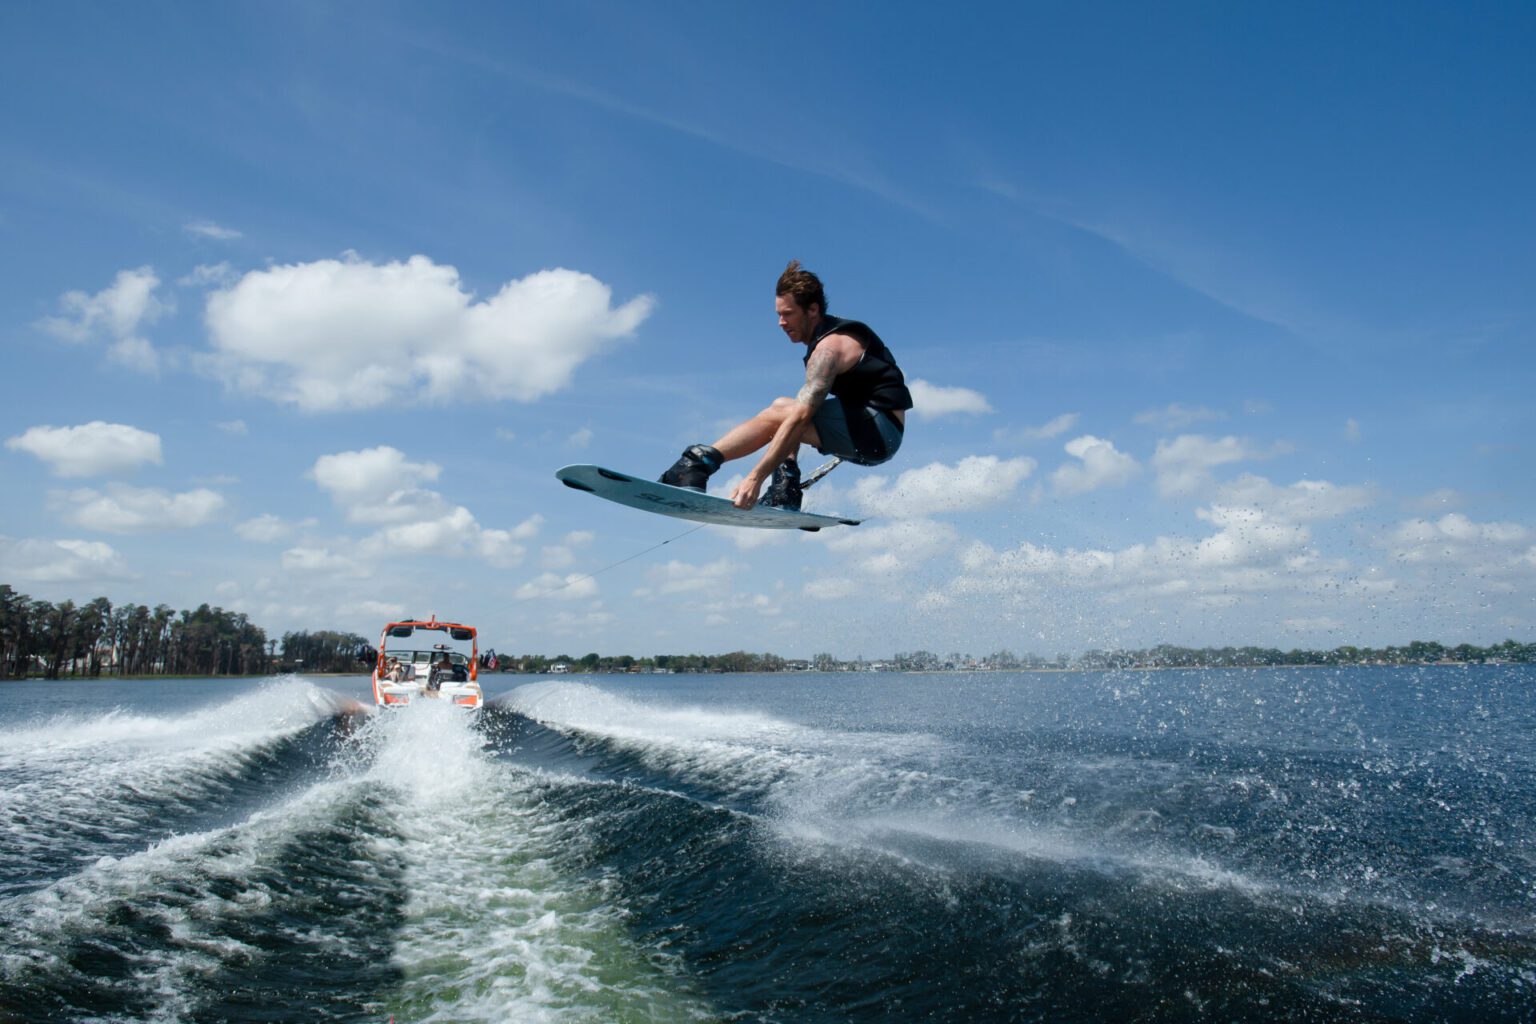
[556,464,861,531]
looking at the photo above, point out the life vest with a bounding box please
[803,315,914,414]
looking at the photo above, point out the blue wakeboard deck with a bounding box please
[556,465,861,531]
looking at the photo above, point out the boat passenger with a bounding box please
[427,653,453,693]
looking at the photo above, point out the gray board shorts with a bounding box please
[811,396,904,466]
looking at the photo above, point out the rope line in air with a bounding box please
[532,523,707,597]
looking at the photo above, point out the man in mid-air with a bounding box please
[659,260,913,510]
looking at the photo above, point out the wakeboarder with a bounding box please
[659,260,913,510]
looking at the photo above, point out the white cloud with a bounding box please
[310,447,443,522]
[1151,434,1283,497]
[58,484,226,534]
[515,572,599,601]
[954,505,1315,603]
[38,267,171,345]
[6,422,163,477]
[308,447,538,567]
[180,262,239,288]
[216,419,249,435]
[647,557,742,596]
[1051,435,1140,496]
[184,220,243,241]
[353,599,407,620]
[1135,403,1227,431]
[1344,418,1362,442]
[851,455,1036,518]
[1213,474,1372,522]
[235,513,312,543]
[541,530,595,570]
[542,545,577,569]
[0,536,134,584]
[819,518,960,581]
[907,379,993,419]
[1387,513,1531,568]
[567,426,594,448]
[994,412,1080,445]
[110,337,164,374]
[281,545,369,576]
[511,515,545,541]
[38,268,171,374]
[203,254,654,411]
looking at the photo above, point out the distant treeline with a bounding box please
[501,640,1536,674]
[3,585,1531,679]
[1071,640,1536,670]
[0,585,371,679]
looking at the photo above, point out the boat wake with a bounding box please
[1,672,1531,1022]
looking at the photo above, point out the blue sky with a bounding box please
[3,1,1533,659]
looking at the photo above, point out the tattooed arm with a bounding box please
[729,335,863,509]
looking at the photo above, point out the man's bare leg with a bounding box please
[711,397,822,460]
[661,398,821,492]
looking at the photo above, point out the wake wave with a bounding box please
[0,678,351,901]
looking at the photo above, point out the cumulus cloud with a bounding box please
[1051,435,1140,496]
[954,502,1315,606]
[203,254,654,411]
[37,267,171,372]
[364,507,530,568]
[1151,434,1285,497]
[307,446,538,568]
[0,536,134,584]
[851,455,1036,518]
[1134,402,1227,431]
[907,379,993,419]
[57,484,226,534]
[817,518,960,584]
[1387,513,1531,569]
[1214,474,1372,522]
[6,422,163,477]
[310,447,444,523]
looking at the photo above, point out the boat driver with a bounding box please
[658,260,912,511]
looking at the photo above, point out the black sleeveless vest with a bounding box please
[803,315,913,414]
[802,315,912,461]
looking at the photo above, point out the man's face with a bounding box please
[776,294,818,344]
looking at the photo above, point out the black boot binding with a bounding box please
[659,444,723,491]
[761,458,803,510]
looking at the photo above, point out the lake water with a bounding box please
[1,666,1531,1021]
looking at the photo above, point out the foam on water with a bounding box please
[0,676,339,761]
[0,677,345,900]
[356,701,711,1022]
[508,679,941,808]
[0,775,382,1022]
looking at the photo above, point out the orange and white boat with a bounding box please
[371,617,483,709]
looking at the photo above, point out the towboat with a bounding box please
[371,617,483,709]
